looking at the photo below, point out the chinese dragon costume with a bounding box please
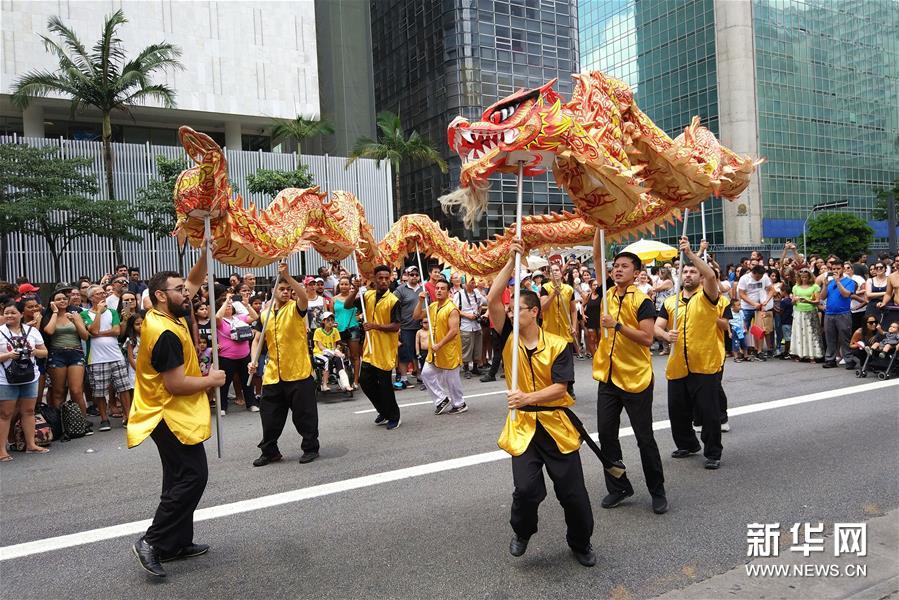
[173,71,760,277]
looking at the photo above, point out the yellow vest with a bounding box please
[261,300,312,384]
[663,291,726,379]
[362,289,399,371]
[498,328,582,456]
[541,282,575,342]
[592,285,654,393]
[427,299,462,369]
[127,309,209,447]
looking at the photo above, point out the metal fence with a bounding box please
[1,135,394,285]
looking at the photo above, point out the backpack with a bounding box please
[39,402,63,440]
[12,414,53,451]
[60,399,92,439]
[0,325,37,384]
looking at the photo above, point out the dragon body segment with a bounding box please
[173,71,760,276]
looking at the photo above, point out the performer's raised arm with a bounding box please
[487,240,523,333]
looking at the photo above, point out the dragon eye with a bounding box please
[490,112,503,125]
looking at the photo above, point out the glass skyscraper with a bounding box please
[370,0,579,239]
[579,0,899,246]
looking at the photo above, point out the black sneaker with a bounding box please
[822,361,837,369]
[87,405,100,417]
[98,420,111,432]
[464,371,472,379]
[386,418,401,430]
[509,534,529,557]
[252,453,282,467]
[651,494,669,514]
[447,403,468,415]
[298,451,319,464]
[434,398,450,415]
[571,544,596,567]
[600,489,634,509]
[705,458,721,470]
[671,447,701,458]
[132,536,166,577]
[374,415,388,426]
[479,373,496,382]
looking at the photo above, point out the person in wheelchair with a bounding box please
[313,313,352,392]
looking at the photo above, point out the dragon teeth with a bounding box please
[462,130,474,143]
[504,130,518,144]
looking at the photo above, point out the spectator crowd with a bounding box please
[1,244,898,461]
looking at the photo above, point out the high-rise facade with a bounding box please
[579,0,899,246]
[370,0,579,238]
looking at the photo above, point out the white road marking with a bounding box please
[353,389,507,414]
[2,378,896,562]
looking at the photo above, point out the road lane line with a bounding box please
[2,378,896,562]
[352,389,506,414]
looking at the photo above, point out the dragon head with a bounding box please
[440,79,582,228]
[173,127,232,226]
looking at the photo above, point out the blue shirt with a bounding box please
[824,277,856,315]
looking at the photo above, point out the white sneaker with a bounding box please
[721,422,731,432]
[838,358,846,365]
[220,410,226,416]
[249,405,260,413]
[320,384,330,392]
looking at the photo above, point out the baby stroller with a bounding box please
[855,314,899,380]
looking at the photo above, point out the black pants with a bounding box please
[219,354,257,411]
[596,380,665,497]
[145,420,208,555]
[669,373,722,460]
[488,329,505,377]
[258,377,319,457]
[510,422,593,552]
[693,367,729,425]
[359,363,400,421]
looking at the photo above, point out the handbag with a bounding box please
[1,325,36,384]
[749,313,766,340]
[12,414,53,451]
[60,399,92,439]
[228,320,255,342]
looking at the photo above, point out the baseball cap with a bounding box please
[320,311,334,320]
[18,283,40,295]
[303,276,315,285]
[404,266,419,274]
[314,277,324,283]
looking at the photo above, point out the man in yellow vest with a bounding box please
[488,241,598,568]
[248,262,318,466]
[128,256,226,578]
[655,237,725,469]
[357,265,403,430]
[592,229,668,515]
[540,263,578,398]
[413,279,467,415]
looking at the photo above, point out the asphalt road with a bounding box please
[1,355,897,599]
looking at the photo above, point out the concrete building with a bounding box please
[1,0,320,149]
[370,0,579,239]
[579,0,899,246]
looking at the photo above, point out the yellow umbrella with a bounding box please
[621,239,678,263]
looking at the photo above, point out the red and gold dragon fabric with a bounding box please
[174,71,760,277]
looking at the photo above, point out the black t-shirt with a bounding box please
[196,319,211,343]
[150,330,184,373]
[636,297,657,322]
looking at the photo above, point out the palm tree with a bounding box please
[11,9,182,263]
[271,116,335,156]
[346,111,448,212]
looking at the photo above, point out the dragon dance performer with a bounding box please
[356,265,403,430]
[540,263,578,399]
[413,279,467,415]
[248,262,319,467]
[129,256,226,578]
[592,229,669,515]
[654,237,726,470]
[489,241,598,568]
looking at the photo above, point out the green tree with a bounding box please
[135,155,190,273]
[246,165,314,198]
[0,144,142,282]
[346,111,448,211]
[872,180,899,221]
[271,116,335,156]
[11,9,182,264]
[806,212,874,259]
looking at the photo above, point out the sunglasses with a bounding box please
[867,320,877,324]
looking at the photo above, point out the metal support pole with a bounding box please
[671,208,691,331]
[415,243,437,358]
[250,264,282,368]
[204,217,223,459]
[700,201,708,261]
[600,228,609,339]
[353,253,371,349]
[510,161,525,421]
